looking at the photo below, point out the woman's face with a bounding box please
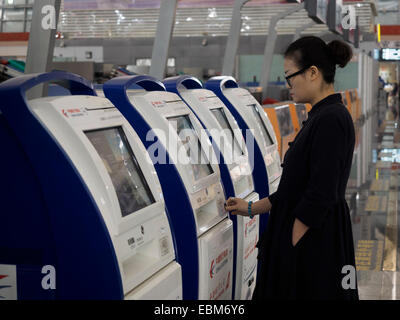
[284,57,313,104]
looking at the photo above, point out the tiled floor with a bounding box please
[348,95,400,300]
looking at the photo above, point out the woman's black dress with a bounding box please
[253,93,359,300]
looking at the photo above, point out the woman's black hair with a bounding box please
[284,36,353,84]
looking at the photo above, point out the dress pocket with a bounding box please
[289,221,311,249]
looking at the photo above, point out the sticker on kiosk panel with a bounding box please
[203,221,234,300]
[0,264,17,300]
[242,217,259,298]
[208,247,233,300]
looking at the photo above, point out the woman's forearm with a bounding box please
[250,197,272,216]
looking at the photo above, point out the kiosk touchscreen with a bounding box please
[163,76,259,300]
[205,77,282,197]
[0,72,182,300]
[103,75,234,300]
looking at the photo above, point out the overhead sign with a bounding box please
[306,0,328,24]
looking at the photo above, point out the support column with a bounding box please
[260,3,304,99]
[357,52,363,188]
[25,0,61,99]
[222,0,249,76]
[149,0,178,80]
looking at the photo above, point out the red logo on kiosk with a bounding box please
[0,275,7,280]
[209,260,215,279]
[61,108,86,118]
[226,272,230,290]
[151,101,164,108]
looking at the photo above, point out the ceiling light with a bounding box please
[208,8,218,18]
[186,17,193,22]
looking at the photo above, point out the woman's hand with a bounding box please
[225,197,273,216]
[225,197,249,216]
[292,218,309,246]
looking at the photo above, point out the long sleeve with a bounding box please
[291,111,350,228]
[268,191,278,208]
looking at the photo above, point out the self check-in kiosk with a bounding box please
[103,75,234,300]
[0,71,182,299]
[163,75,259,300]
[263,103,297,160]
[205,76,282,239]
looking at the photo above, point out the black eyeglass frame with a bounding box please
[285,66,310,88]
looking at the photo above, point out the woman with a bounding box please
[225,36,358,300]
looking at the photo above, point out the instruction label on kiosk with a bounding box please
[241,215,259,299]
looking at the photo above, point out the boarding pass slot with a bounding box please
[233,174,253,199]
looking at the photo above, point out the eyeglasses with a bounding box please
[285,66,310,88]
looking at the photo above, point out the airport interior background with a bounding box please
[1,0,400,301]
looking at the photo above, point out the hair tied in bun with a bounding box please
[327,40,353,68]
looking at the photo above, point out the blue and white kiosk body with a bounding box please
[163,76,259,300]
[103,75,234,300]
[205,77,282,236]
[0,71,182,299]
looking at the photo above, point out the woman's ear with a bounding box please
[309,66,319,81]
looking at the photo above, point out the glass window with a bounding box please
[136,58,151,66]
[211,108,243,156]
[136,57,175,67]
[26,8,32,20]
[3,8,25,21]
[5,0,27,5]
[2,21,24,32]
[249,104,274,146]
[275,107,294,137]
[168,115,214,182]
[85,127,156,218]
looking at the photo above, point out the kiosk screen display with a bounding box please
[275,107,294,137]
[295,104,308,126]
[211,108,244,156]
[249,104,274,146]
[168,115,214,182]
[85,127,155,217]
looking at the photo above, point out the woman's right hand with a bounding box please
[225,197,249,216]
